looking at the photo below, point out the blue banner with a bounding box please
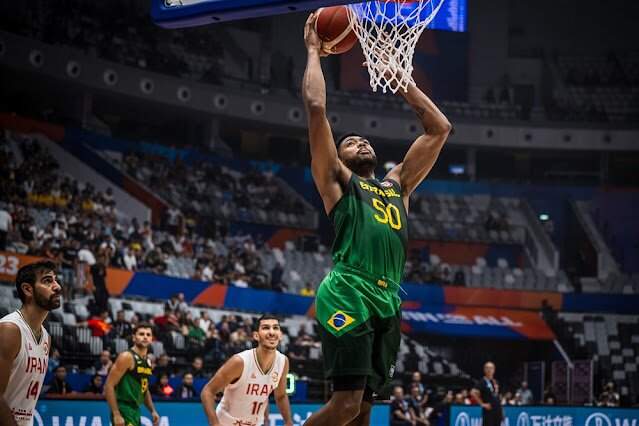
[34,400,390,426]
[450,405,639,426]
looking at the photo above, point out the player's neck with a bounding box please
[353,168,375,180]
[131,345,148,358]
[255,346,276,372]
[19,304,48,332]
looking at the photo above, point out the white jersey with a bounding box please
[0,311,50,426]
[217,348,287,426]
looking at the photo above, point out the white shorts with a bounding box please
[216,408,261,426]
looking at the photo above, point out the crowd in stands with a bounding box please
[0,132,305,295]
[120,151,313,229]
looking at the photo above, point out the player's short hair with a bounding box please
[15,260,57,303]
[336,132,365,152]
[133,323,153,335]
[254,314,280,331]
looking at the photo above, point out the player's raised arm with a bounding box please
[385,81,452,202]
[273,357,293,426]
[104,351,134,426]
[0,323,19,426]
[200,355,244,426]
[302,13,349,214]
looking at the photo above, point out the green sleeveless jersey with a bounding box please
[115,350,152,408]
[330,174,409,286]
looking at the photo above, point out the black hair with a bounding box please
[254,314,280,331]
[335,132,365,151]
[15,260,57,303]
[133,323,154,335]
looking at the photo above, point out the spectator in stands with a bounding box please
[391,386,413,426]
[60,239,79,298]
[300,282,315,297]
[152,373,174,398]
[461,389,471,405]
[186,317,206,353]
[154,307,180,333]
[91,256,109,312]
[516,381,533,405]
[598,382,620,407]
[155,354,175,378]
[408,384,430,426]
[190,356,206,379]
[270,261,285,292]
[175,372,198,400]
[112,310,132,339]
[166,293,188,314]
[411,371,425,395]
[122,245,138,271]
[0,204,12,250]
[199,311,212,333]
[87,310,112,340]
[440,264,452,284]
[543,385,556,405]
[501,391,516,406]
[83,374,104,395]
[453,269,466,287]
[430,389,454,424]
[95,350,113,375]
[48,366,73,395]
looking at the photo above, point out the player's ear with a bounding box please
[21,282,34,300]
[253,330,259,342]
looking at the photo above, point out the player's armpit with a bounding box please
[203,354,244,395]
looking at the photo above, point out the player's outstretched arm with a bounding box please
[385,81,451,203]
[104,351,134,426]
[302,12,349,214]
[201,355,244,426]
[0,323,20,426]
[273,357,293,426]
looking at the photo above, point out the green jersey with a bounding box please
[330,174,409,286]
[115,350,152,409]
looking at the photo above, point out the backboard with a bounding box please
[151,0,357,28]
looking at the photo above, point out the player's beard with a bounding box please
[34,289,61,311]
[344,153,378,176]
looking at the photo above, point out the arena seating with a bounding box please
[103,150,317,230]
[555,312,639,403]
[549,54,639,123]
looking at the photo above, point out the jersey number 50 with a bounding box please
[371,199,402,230]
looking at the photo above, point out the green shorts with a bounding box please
[114,403,140,426]
[315,263,402,393]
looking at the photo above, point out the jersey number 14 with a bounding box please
[371,199,402,230]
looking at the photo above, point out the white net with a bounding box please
[347,0,445,93]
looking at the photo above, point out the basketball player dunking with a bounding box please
[301,12,451,426]
[201,315,293,426]
[0,261,61,426]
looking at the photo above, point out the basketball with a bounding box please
[315,6,358,55]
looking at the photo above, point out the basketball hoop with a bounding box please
[347,0,445,93]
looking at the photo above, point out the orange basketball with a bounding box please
[315,6,358,55]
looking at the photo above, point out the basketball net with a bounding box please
[347,0,445,93]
